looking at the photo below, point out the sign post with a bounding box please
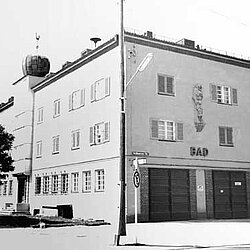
[133,157,139,224]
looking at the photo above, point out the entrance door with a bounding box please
[149,168,190,222]
[213,171,247,219]
[17,177,27,203]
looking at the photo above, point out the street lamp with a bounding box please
[116,49,153,245]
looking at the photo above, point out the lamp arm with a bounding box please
[126,69,139,89]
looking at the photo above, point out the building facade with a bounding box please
[1,31,250,224]
[125,32,250,222]
[0,75,44,212]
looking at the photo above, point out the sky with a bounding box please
[0,0,250,100]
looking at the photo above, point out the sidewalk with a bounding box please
[114,220,250,249]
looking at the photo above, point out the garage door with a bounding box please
[149,168,190,222]
[213,171,248,219]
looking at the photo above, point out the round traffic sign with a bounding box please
[133,169,140,188]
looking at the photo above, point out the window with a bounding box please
[157,74,175,96]
[211,84,238,105]
[8,180,13,196]
[37,107,44,123]
[69,89,85,111]
[151,119,184,141]
[43,176,50,194]
[90,122,110,145]
[95,169,104,192]
[82,171,91,192]
[53,99,61,117]
[35,177,41,195]
[52,136,60,154]
[72,130,80,149]
[219,126,234,146]
[61,173,69,193]
[71,172,79,193]
[91,77,110,102]
[51,175,59,193]
[36,141,42,158]
[3,181,7,195]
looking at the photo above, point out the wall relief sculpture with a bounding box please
[192,84,205,132]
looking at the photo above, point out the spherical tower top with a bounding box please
[22,54,50,77]
[22,33,50,77]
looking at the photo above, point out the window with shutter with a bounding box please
[90,122,110,145]
[151,119,183,142]
[37,107,44,123]
[219,126,233,146]
[69,89,85,111]
[52,135,60,154]
[211,84,238,105]
[157,74,175,96]
[91,77,111,102]
[72,130,80,149]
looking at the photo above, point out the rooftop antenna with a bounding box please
[90,37,101,48]
[35,32,40,53]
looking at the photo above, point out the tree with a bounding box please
[0,124,15,184]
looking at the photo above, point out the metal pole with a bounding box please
[116,0,126,245]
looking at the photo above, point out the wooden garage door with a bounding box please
[213,171,248,219]
[149,168,190,222]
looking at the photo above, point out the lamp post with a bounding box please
[117,36,153,247]
[116,0,153,246]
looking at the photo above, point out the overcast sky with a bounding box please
[0,0,250,100]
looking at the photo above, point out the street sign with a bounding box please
[133,169,140,188]
[132,151,149,156]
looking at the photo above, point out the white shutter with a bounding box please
[69,94,73,110]
[90,83,95,102]
[105,77,110,97]
[231,88,238,105]
[90,126,95,145]
[80,89,85,106]
[176,122,184,141]
[104,122,110,142]
[210,84,217,102]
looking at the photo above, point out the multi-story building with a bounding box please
[0,75,44,213]
[1,30,250,224]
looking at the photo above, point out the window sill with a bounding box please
[90,140,110,146]
[71,147,80,151]
[69,105,85,112]
[53,114,61,118]
[82,190,91,193]
[61,192,69,195]
[95,189,104,193]
[219,144,234,147]
[158,92,175,97]
[158,139,176,142]
[52,152,59,155]
[36,156,42,159]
